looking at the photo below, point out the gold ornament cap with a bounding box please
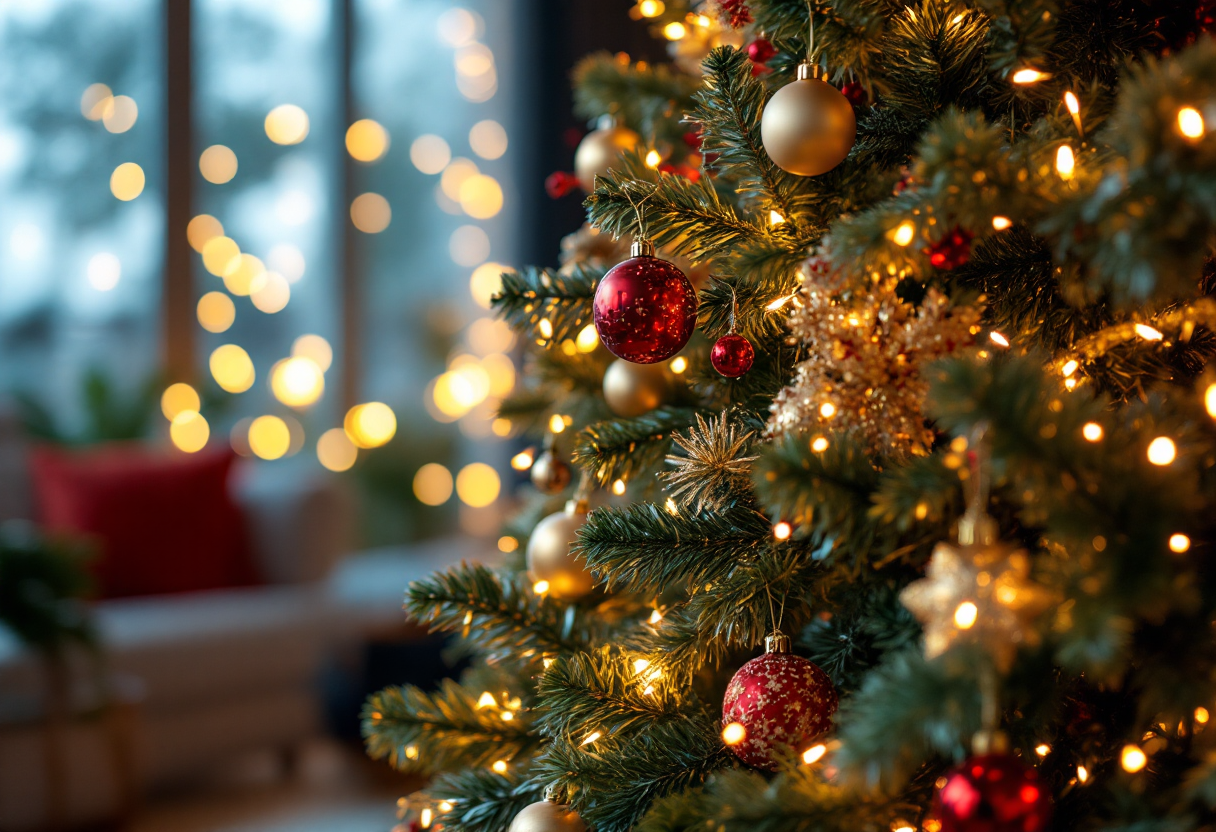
[971,729,1009,755]
[565,498,589,516]
[765,631,792,653]
[796,62,820,81]
[631,239,655,258]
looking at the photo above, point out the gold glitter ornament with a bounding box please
[768,276,980,455]
[527,498,595,599]
[508,797,586,832]
[761,63,856,177]
[574,119,641,191]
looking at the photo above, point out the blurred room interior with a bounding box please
[0,1,666,829]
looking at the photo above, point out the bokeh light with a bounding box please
[456,462,500,507]
[161,382,200,420]
[81,83,112,120]
[187,214,224,252]
[481,353,515,396]
[467,317,515,354]
[414,462,454,505]
[410,134,452,174]
[450,225,490,267]
[251,271,291,313]
[345,402,397,448]
[249,415,291,460]
[351,193,392,233]
[317,428,358,472]
[202,235,241,277]
[197,291,236,333]
[170,411,210,454]
[199,145,238,184]
[440,157,479,200]
[223,253,268,297]
[110,162,145,201]
[103,95,138,133]
[265,104,310,145]
[86,252,121,291]
[292,334,333,372]
[469,262,505,309]
[270,357,325,408]
[267,243,306,283]
[210,344,255,393]
[459,174,503,219]
[437,7,479,46]
[346,119,390,162]
[469,120,507,159]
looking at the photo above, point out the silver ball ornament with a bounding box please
[574,124,641,191]
[760,64,856,177]
[526,500,595,600]
[508,800,586,832]
[602,359,670,418]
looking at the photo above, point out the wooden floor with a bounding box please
[128,740,418,832]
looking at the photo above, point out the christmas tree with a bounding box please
[365,2,1216,830]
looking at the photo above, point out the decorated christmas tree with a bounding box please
[364,1,1216,830]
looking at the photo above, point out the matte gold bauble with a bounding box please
[760,64,856,177]
[530,449,572,494]
[526,500,595,600]
[508,800,586,832]
[602,358,670,418]
[574,123,641,191]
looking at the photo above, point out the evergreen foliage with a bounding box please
[366,2,1216,830]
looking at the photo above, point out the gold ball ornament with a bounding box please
[508,800,586,832]
[526,499,595,599]
[574,122,641,191]
[603,358,670,418]
[530,449,572,494]
[760,64,856,177]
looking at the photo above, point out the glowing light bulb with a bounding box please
[773,521,792,540]
[1077,765,1089,783]
[1147,436,1176,466]
[1061,360,1078,377]
[989,331,1010,347]
[1056,145,1075,179]
[1064,92,1080,115]
[648,609,663,624]
[1205,383,1216,419]
[491,760,508,774]
[1035,744,1051,757]
[1134,323,1163,341]
[1196,707,1210,724]
[580,731,602,746]
[802,744,827,764]
[953,601,978,629]
[722,722,746,745]
[1121,745,1147,773]
[663,21,686,40]
[1178,106,1205,140]
[811,436,829,453]
[670,356,688,373]
[612,479,626,495]
[819,402,836,418]
[1169,533,1191,553]
[1011,68,1046,84]
[892,221,915,246]
[533,580,550,595]
[992,216,1012,230]
[644,149,662,168]
[549,414,566,433]
[477,692,496,709]
[538,318,553,339]
[769,210,785,225]
[1082,422,1103,442]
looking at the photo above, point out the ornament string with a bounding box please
[762,582,788,636]
[804,0,816,64]
[729,287,738,335]
[622,184,657,244]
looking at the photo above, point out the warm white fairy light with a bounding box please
[1064,91,1083,136]
[645,149,662,168]
[477,691,497,709]
[992,216,1012,230]
[533,580,550,595]
[491,760,508,773]
[989,331,1010,347]
[1012,68,1047,84]
[892,220,915,246]
[612,479,627,495]
[511,450,534,470]
[1178,106,1205,140]
[1134,323,1163,341]
[549,414,566,433]
[1169,533,1191,553]
[670,356,688,373]
[1121,745,1147,773]
[581,731,602,746]
[773,521,792,540]
[802,744,827,764]
[953,601,978,629]
[722,722,746,745]
[1147,436,1177,466]
[1056,145,1075,179]
[770,210,785,225]
[1082,422,1103,442]
[819,402,837,418]
[811,436,829,452]
[1035,744,1051,757]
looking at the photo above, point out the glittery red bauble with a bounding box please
[722,651,837,770]
[927,227,974,270]
[711,334,754,377]
[593,255,698,364]
[937,753,1052,832]
[747,38,776,65]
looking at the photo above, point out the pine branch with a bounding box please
[407,564,604,665]
[421,769,542,832]
[533,717,732,832]
[690,46,809,221]
[493,265,600,347]
[585,157,768,263]
[879,2,990,121]
[575,502,774,595]
[362,678,541,774]
[573,52,701,144]
[534,647,705,742]
[574,407,701,487]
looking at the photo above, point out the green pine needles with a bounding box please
[366,3,1216,831]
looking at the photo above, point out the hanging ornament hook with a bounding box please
[957,422,996,546]
[623,184,658,257]
[729,286,739,335]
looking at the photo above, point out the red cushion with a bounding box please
[30,445,260,599]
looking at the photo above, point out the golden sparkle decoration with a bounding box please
[663,411,757,513]
[900,517,1053,670]
[769,270,980,455]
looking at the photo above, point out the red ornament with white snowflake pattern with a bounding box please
[721,631,837,770]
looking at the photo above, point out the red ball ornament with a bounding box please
[711,333,754,377]
[721,632,837,770]
[927,227,974,270]
[593,242,698,364]
[936,753,1052,832]
[546,171,581,199]
[747,38,776,65]
[840,81,868,108]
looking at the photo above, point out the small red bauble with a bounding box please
[841,81,868,107]
[593,246,698,364]
[711,334,754,377]
[927,227,974,270]
[545,171,580,199]
[747,38,776,65]
[721,633,837,770]
[936,753,1052,832]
